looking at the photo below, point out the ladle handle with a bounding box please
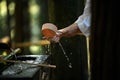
[0,59,56,68]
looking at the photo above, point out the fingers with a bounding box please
[42,34,60,43]
[42,30,62,43]
[51,36,60,43]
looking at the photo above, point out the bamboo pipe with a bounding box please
[0,59,56,68]
[12,40,50,48]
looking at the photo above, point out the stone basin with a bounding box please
[0,54,49,80]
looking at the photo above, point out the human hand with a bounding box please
[50,30,63,43]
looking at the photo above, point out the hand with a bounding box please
[50,30,63,43]
[43,30,63,43]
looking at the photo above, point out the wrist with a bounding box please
[58,29,66,37]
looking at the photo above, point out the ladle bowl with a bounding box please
[42,23,58,38]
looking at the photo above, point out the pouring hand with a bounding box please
[51,30,63,43]
[43,30,63,43]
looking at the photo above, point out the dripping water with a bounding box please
[58,42,72,68]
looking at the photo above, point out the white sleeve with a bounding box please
[75,0,91,37]
[75,15,91,37]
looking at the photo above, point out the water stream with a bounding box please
[58,42,72,68]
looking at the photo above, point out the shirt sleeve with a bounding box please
[75,0,91,37]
